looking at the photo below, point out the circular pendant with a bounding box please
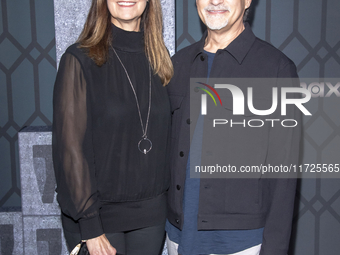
[138,137,152,154]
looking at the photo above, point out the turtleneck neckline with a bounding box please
[111,23,144,53]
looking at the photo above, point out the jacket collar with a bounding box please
[193,23,256,64]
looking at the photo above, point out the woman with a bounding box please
[52,0,173,254]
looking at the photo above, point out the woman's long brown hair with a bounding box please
[77,0,173,86]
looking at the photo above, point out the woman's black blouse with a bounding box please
[52,24,171,240]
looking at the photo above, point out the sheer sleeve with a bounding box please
[52,52,103,240]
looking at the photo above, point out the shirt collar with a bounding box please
[193,23,256,64]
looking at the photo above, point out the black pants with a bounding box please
[64,224,165,255]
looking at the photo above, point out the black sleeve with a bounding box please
[52,52,104,240]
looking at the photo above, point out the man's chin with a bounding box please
[205,18,229,31]
[206,23,229,31]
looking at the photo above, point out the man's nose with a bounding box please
[210,0,224,6]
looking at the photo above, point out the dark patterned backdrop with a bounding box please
[1,0,340,254]
[0,0,56,210]
[176,0,340,254]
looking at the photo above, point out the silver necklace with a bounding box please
[112,47,152,154]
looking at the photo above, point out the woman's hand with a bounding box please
[86,234,117,255]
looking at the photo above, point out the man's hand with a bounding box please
[86,234,117,255]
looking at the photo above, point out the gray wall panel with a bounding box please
[0,212,23,255]
[18,128,68,254]
[161,0,175,56]
[53,0,91,66]
[23,216,68,255]
[19,131,59,216]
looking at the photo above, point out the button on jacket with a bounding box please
[167,23,301,255]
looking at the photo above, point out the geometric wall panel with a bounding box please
[0,0,56,209]
[38,59,56,119]
[35,0,55,49]
[0,138,11,199]
[18,127,59,216]
[290,210,315,255]
[326,0,340,48]
[0,38,21,69]
[176,0,203,51]
[324,95,340,126]
[11,60,35,127]
[7,0,31,48]
[270,0,294,48]
[322,136,340,165]
[0,212,23,255]
[0,70,8,127]
[18,127,68,255]
[23,217,68,255]
[298,0,323,47]
[305,116,333,146]
[319,211,340,254]
[298,58,321,78]
[298,0,322,49]
[325,58,340,78]
[282,37,309,67]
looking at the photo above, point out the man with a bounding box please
[166,0,301,254]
